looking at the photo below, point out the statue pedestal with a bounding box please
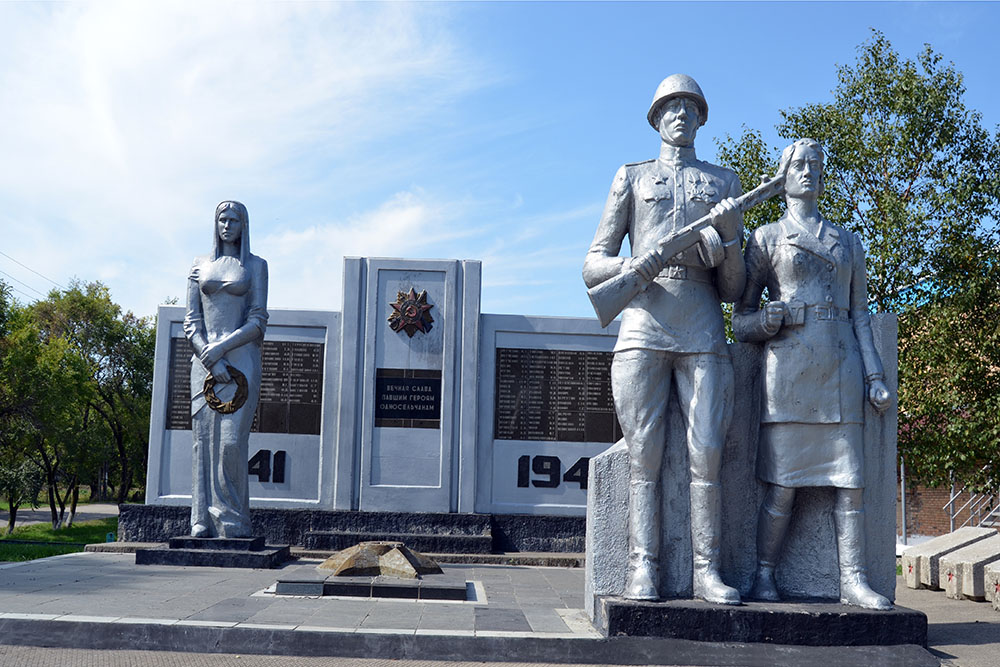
[136,536,291,569]
[595,596,927,646]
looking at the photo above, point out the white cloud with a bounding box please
[0,2,483,315]
[260,188,477,311]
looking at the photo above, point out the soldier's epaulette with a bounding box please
[623,159,656,168]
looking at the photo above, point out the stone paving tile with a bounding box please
[360,602,424,630]
[416,608,475,632]
[521,608,571,634]
[185,597,275,622]
[473,607,531,632]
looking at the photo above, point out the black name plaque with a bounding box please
[165,338,324,435]
[374,368,442,429]
[494,347,621,443]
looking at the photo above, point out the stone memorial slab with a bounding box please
[984,561,1000,609]
[940,533,1000,600]
[343,258,480,514]
[900,525,995,590]
[476,314,619,517]
[146,306,340,509]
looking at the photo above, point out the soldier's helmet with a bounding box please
[647,74,709,130]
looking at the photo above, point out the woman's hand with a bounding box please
[210,360,231,384]
[763,300,787,334]
[200,342,225,368]
[868,379,891,414]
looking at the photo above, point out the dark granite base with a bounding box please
[274,573,468,600]
[119,505,585,553]
[303,530,492,554]
[168,536,265,551]
[136,535,291,569]
[595,596,928,646]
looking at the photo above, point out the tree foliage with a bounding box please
[715,30,1000,489]
[0,279,154,530]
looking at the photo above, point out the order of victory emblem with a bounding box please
[388,287,434,337]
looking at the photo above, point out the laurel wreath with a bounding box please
[203,365,249,414]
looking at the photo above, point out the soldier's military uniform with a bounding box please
[582,75,744,604]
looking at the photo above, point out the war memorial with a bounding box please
[0,74,956,665]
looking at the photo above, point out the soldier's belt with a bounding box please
[805,304,850,321]
[657,264,712,283]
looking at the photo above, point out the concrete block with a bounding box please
[940,533,1000,600]
[900,526,995,590]
[984,561,1000,608]
[982,561,1000,612]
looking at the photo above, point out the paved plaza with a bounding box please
[0,550,974,665]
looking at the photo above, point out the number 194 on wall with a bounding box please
[517,455,590,490]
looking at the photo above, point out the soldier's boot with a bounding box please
[690,481,741,605]
[749,491,793,601]
[626,480,660,600]
[834,505,891,610]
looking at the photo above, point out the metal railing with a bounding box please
[943,467,1000,531]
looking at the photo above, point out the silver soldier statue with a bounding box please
[732,139,892,610]
[185,201,269,538]
[583,74,744,604]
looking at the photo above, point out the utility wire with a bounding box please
[5,283,37,303]
[0,269,47,297]
[0,250,64,290]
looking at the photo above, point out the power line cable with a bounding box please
[0,250,64,290]
[5,283,37,303]
[0,269,47,297]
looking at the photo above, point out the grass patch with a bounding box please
[0,543,82,562]
[0,516,118,560]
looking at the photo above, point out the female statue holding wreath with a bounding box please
[184,200,269,538]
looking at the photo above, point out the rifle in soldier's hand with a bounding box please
[587,174,786,327]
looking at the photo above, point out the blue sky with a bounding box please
[0,1,997,320]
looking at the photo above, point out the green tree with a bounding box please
[31,281,155,505]
[716,30,1000,489]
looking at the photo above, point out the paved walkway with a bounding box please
[1,648,663,667]
[0,551,950,665]
[1,503,119,529]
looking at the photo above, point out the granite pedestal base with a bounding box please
[135,536,291,569]
[595,596,927,647]
[274,572,469,600]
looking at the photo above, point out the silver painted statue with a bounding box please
[732,139,892,609]
[583,74,745,604]
[184,201,269,538]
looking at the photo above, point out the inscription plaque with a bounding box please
[494,347,621,443]
[374,368,442,429]
[165,338,324,435]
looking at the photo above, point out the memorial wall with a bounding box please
[145,257,619,516]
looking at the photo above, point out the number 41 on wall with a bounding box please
[248,449,287,484]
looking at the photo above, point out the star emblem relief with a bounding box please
[388,287,434,338]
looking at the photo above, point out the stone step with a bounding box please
[940,533,1000,600]
[303,531,492,554]
[901,526,996,590]
[136,545,291,569]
